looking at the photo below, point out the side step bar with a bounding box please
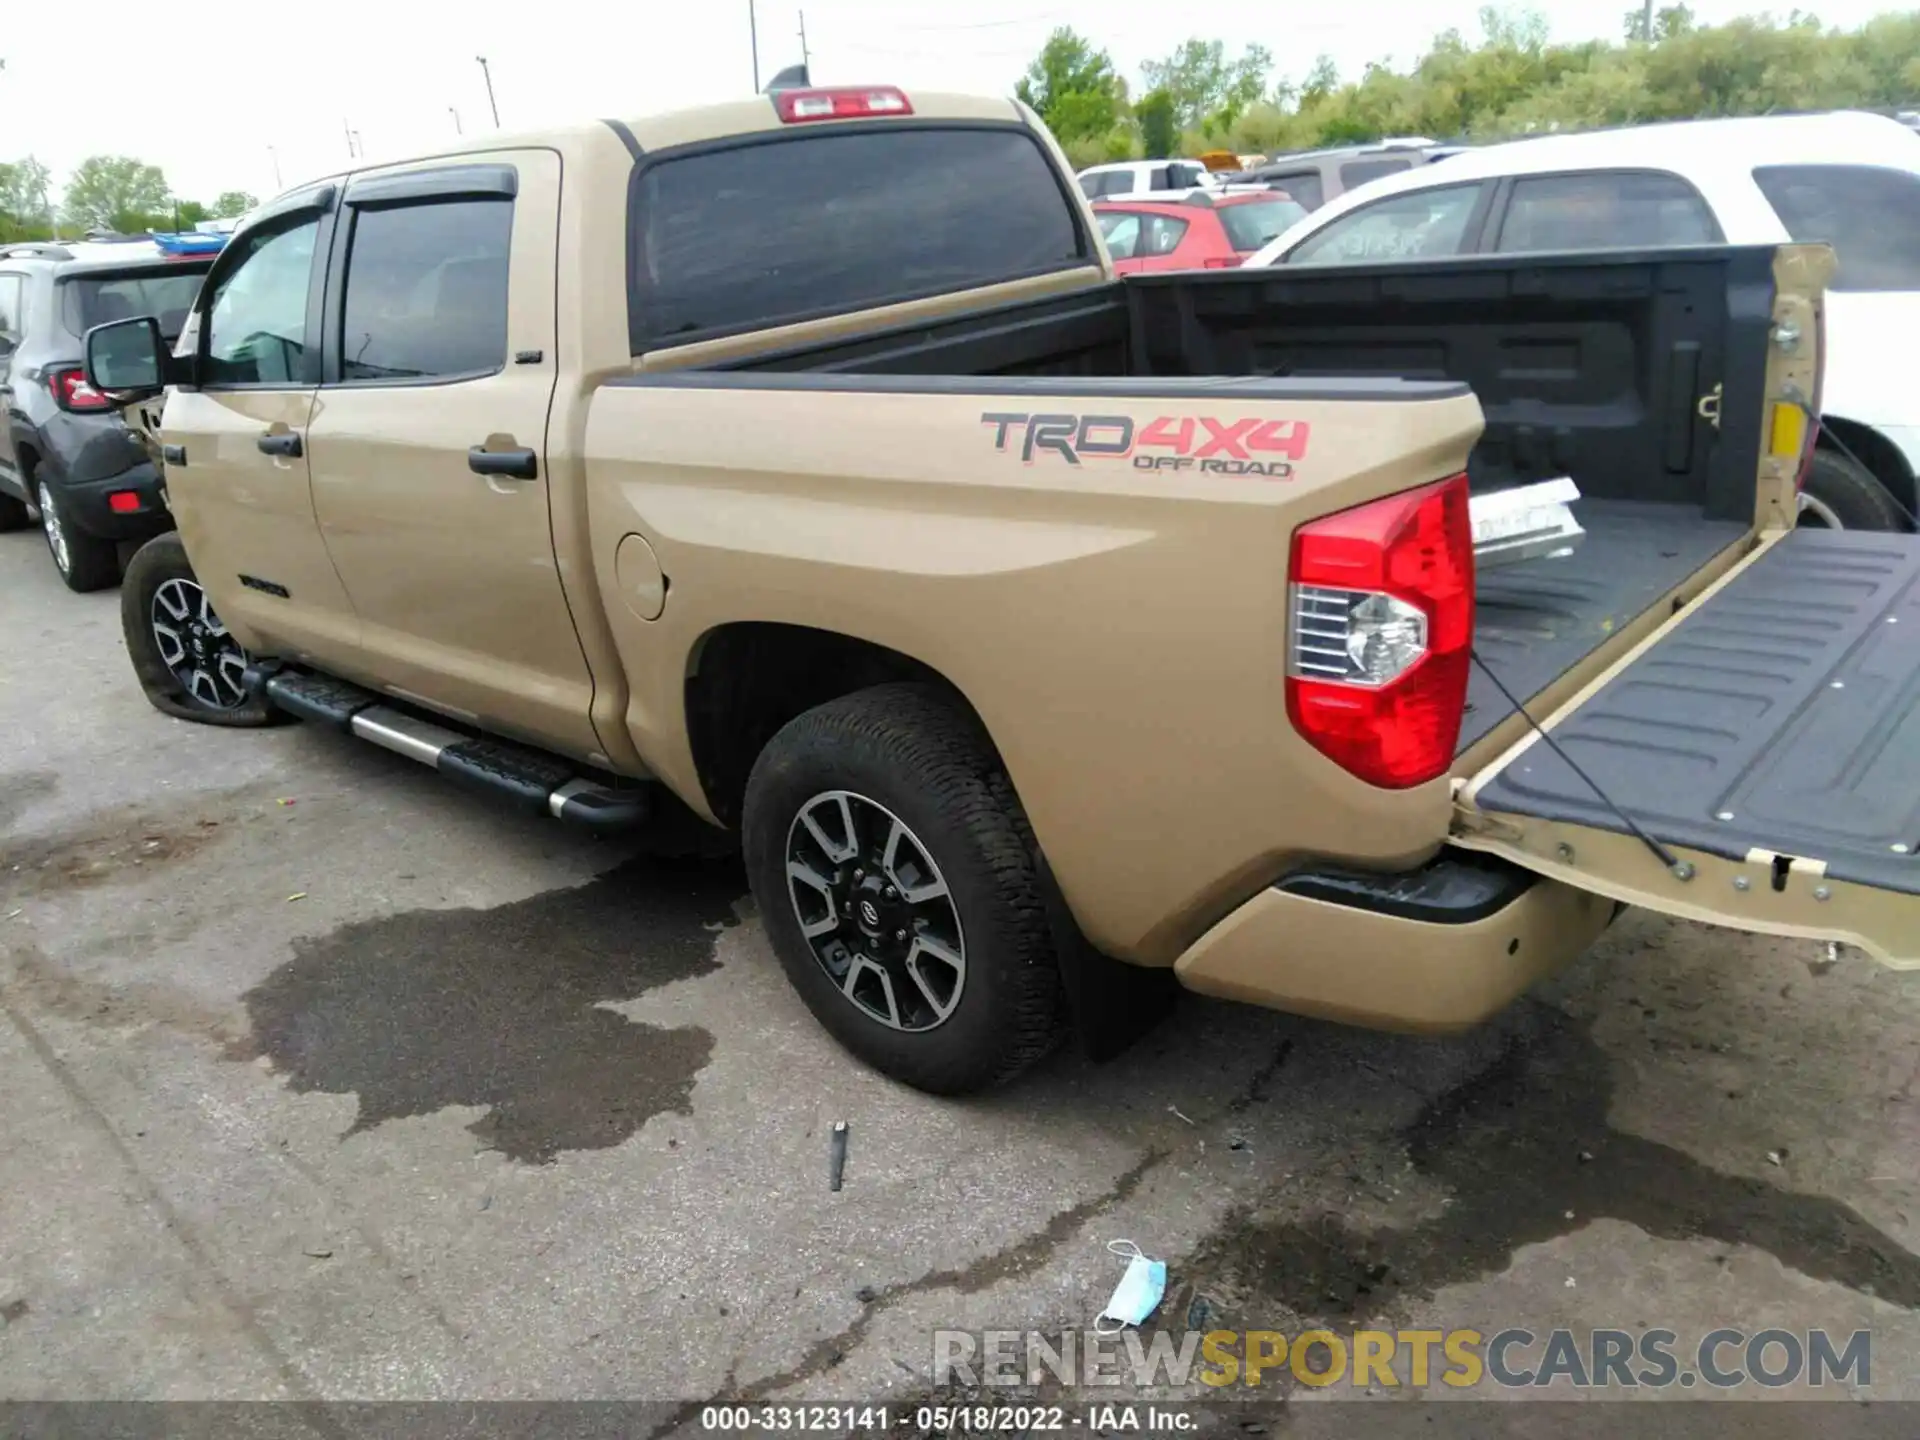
[244,665,650,832]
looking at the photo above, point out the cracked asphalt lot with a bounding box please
[3,528,1920,1425]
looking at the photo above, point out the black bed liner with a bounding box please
[1461,500,1748,751]
[1472,529,1920,896]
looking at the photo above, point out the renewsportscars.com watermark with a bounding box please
[934,1327,1873,1391]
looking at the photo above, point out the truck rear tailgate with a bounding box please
[1460,527,1920,964]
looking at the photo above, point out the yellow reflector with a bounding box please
[1770,401,1808,459]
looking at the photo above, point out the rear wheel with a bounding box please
[1799,449,1907,531]
[37,478,120,591]
[120,533,283,727]
[743,683,1064,1094]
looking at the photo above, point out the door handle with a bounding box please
[257,431,303,458]
[468,446,538,480]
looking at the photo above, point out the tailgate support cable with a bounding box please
[1469,649,1689,878]
[1805,406,1920,531]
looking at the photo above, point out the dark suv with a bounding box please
[0,242,213,591]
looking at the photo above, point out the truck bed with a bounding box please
[1463,499,1747,750]
[711,247,1780,752]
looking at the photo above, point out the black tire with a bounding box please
[743,683,1064,1094]
[36,478,121,592]
[1800,449,1908,531]
[120,533,285,727]
[0,489,27,532]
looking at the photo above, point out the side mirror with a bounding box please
[84,315,168,401]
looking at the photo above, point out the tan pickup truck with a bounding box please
[83,80,1919,1094]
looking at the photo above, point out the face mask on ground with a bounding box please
[1095,1239,1167,1335]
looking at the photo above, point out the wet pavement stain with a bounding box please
[233,854,746,1164]
[1186,1005,1920,1324]
[4,944,245,1045]
[0,784,272,901]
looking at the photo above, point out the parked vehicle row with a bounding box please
[64,73,1920,1097]
[1078,138,1467,210]
[1075,112,1920,534]
[0,240,217,589]
[1243,110,1920,532]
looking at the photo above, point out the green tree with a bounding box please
[1202,4,1915,159]
[173,200,212,227]
[0,157,54,241]
[1016,28,1125,144]
[63,155,171,234]
[1142,39,1274,133]
[211,190,260,219]
[1136,88,1178,159]
[1624,4,1698,41]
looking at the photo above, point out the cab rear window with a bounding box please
[630,126,1088,347]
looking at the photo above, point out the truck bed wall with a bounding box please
[720,245,1780,529]
[1125,246,1779,525]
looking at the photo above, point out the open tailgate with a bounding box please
[1454,526,1920,968]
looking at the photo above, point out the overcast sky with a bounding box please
[1,0,1907,204]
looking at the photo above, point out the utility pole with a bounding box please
[798,10,809,70]
[1641,0,1656,40]
[344,119,358,158]
[476,55,500,127]
[450,106,463,135]
[749,0,761,92]
[268,145,283,189]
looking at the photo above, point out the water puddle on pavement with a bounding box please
[232,854,746,1164]
[1185,1005,1920,1323]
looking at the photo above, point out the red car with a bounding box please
[1093,192,1308,273]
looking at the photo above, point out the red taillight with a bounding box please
[50,367,112,413]
[1286,474,1475,789]
[108,491,142,514]
[774,86,912,123]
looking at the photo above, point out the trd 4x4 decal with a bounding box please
[981,411,1307,478]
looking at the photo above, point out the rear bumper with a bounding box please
[53,461,171,542]
[1172,852,1615,1032]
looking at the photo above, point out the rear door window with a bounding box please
[1494,171,1719,253]
[1286,183,1484,265]
[1754,164,1920,292]
[1141,214,1190,257]
[335,197,512,382]
[1097,210,1145,260]
[1339,157,1414,190]
[633,127,1088,344]
[1218,199,1309,251]
[1257,170,1324,211]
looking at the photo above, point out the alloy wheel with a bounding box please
[151,577,250,710]
[37,483,70,574]
[784,790,967,1032]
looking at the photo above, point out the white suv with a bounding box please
[1244,110,1920,529]
[1076,160,1217,200]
